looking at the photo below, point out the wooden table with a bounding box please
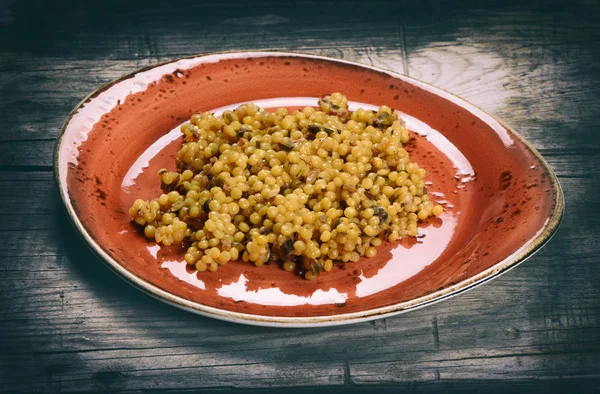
[2,1,599,392]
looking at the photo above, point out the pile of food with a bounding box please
[129,93,443,279]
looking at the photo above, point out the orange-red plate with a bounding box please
[55,52,563,327]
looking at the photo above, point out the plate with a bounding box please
[55,51,563,327]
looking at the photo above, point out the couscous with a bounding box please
[129,93,443,279]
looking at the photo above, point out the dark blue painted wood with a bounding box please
[1,0,599,392]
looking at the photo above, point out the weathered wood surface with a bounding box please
[1,0,599,392]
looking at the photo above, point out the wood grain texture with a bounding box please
[1,0,600,393]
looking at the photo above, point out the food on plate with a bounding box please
[129,93,443,279]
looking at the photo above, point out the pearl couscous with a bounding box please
[129,93,443,279]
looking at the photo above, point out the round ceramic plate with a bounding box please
[55,51,563,327]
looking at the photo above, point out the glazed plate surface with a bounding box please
[55,52,563,327]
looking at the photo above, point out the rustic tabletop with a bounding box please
[1,0,599,393]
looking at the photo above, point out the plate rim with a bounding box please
[54,50,565,327]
